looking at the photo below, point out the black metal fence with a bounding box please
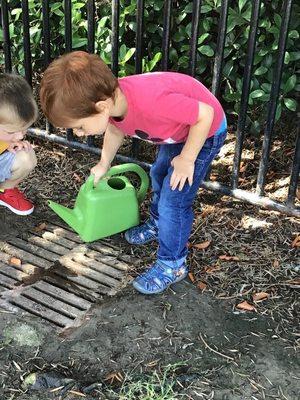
[1,0,299,217]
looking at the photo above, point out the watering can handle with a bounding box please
[86,163,149,203]
[106,163,149,204]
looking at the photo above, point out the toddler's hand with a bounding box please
[7,140,32,154]
[170,155,194,191]
[91,161,110,185]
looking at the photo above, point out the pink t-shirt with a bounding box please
[110,72,225,144]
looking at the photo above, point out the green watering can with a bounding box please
[48,163,149,242]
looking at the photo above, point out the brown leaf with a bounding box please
[252,292,269,302]
[104,371,124,384]
[34,222,47,232]
[193,240,211,250]
[205,265,220,274]
[291,235,300,248]
[219,255,239,261]
[73,173,82,183]
[188,272,196,283]
[197,281,207,290]
[9,257,21,266]
[236,301,256,312]
[273,260,279,268]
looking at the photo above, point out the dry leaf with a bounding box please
[291,235,300,248]
[236,301,256,312]
[68,390,86,397]
[188,272,196,283]
[252,292,269,302]
[73,173,82,183]
[286,278,300,286]
[193,240,211,250]
[104,371,124,383]
[205,265,220,274]
[34,222,47,232]
[197,281,207,290]
[9,257,21,266]
[219,255,239,261]
[273,260,279,268]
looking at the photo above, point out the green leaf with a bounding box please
[284,52,290,64]
[275,102,282,121]
[198,45,214,57]
[123,48,136,63]
[72,37,87,49]
[148,52,162,71]
[274,14,281,28]
[288,30,299,39]
[238,0,248,12]
[250,90,264,99]
[283,98,297,111]
[198,33,210,45]
[283,75,297,93]
[254,66,268,76]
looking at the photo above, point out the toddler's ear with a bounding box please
[95,100,109,113]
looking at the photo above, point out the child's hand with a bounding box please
[7,140,32,154]
[170,155,194,191]
[91,161,110,185]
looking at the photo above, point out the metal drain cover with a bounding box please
[0,222,131,331]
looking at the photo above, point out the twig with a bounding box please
[198,333,235,361]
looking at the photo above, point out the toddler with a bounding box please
[40,51,227,294]
[0,74,38,215]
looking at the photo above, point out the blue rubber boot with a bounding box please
[125,218,158,245]
[132,260,188,294]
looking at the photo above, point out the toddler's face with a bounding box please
[0,123,27,143]
[68,111,110,138]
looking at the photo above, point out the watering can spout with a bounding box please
[48,200,81,230]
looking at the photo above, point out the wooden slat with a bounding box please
[0,262,28,282]
[6,238,58,262]
[1,242,52,268]
[60,257,121,288]
[73,253,124,279]
[10,296,74,327]
[23,287,84,318]
[33,281,91,310]
[27,235,69,256]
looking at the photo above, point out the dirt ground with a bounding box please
[0,138,299,399]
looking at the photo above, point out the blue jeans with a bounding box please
[150,122,227,263]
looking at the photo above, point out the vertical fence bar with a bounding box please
[132,0,145,156]
[161,0,172,71]
[87,0,96,147]
[232,0,261,190]
[21,0,32,86]
[256,0,293,196]
[64,0,72,52]
[42,0,51,67]
[1,0,12,72]
[286,126,300,207]
[211,0,229,97]
[42,0,51,131]
[189,0,202,77]
[135,0,144,75]
[64,0,74,141]
[111,0,120,76]
[87,0,95,53]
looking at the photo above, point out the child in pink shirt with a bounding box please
[40,51,227,295]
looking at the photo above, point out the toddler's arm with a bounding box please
[170,102,214,191]
[91,123,125,184]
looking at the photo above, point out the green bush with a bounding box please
[0,0,299,131]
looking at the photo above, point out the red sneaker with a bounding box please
[0,188,34,215]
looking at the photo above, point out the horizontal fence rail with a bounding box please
[0,0,299,218]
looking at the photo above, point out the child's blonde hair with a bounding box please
[0,73,38,127]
